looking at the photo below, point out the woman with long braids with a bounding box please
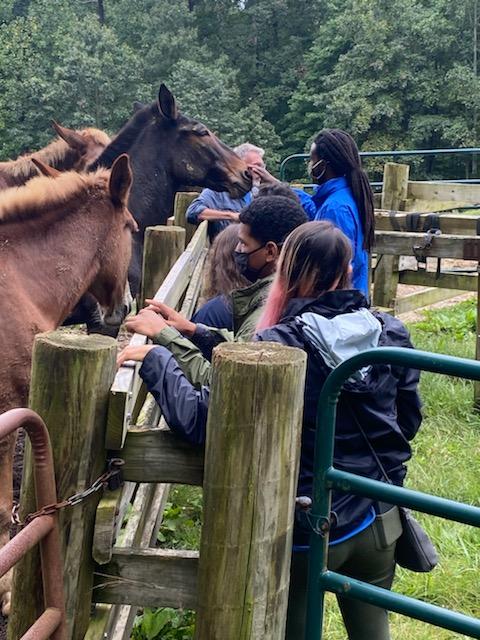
[306,129,375,296]
[255,221,422,640]
[250,128,375,296]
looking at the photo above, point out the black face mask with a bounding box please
[233,244,266,283]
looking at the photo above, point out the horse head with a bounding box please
[152,84,252,198]
[52,121,110,171]
[87,154,138,326]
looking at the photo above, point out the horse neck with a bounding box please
[129,160,175,230]
[10,206,111,327]
[0,140,79,186]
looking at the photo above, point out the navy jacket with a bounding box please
[192,295,233,331]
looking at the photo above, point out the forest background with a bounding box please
[1,0,480,180]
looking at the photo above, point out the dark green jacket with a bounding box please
[153,275,273,387]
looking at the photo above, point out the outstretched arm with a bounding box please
[118,345,210,446]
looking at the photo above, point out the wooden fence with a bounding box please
[8,208,306,639]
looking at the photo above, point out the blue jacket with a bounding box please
[186,189,252,240]
[139,289,421,543]
[186,187,315,241]
[303,177,369,296]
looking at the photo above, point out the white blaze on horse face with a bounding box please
[186,162,195,175]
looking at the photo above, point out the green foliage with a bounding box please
[285,0,480,172]
[2,0,480,173]
[412,298,477,339]
[157,485,202,550]
[0,0,147,156]
[132,608,195,640]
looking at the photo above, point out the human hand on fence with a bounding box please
[125,309,168,338]
[144,300,196,337]
[117,344,156,367]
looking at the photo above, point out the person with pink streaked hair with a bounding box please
[255,221,422,640]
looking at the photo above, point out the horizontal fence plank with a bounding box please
[375,210,480,235]
[93,548,199,609]
[374,232,480,259]
[398,270,478,292]
[394,287,462,315]
[115,428,204,486]
[408,180,480,205]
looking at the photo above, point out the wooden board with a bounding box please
[106,221,208,449]
[113,428,204,486]
[92,548,199,609]
[375,210,480,236]
[407,180,480,209]
[394,287,464,315]
[398,270,478,292]
[374,232,480,260]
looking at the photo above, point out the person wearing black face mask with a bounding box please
[302,129,375,297]
[119,196,308,389]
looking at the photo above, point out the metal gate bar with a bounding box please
[305,347,480,639]
[0,408,66,640]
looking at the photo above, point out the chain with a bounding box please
[12,458,124,527]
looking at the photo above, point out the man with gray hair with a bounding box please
[186,142,265,240]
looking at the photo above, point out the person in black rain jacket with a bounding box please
[117,221,422,640]
[254,220,422,640]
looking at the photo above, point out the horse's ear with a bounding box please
[157,84,178,121]
[109,154,132,207]
[52,120,87,151]
[133,101,146,113]
[31,157,62,178]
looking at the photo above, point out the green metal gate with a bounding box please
[305,347,480,638]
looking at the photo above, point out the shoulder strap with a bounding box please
[344,398,392,484]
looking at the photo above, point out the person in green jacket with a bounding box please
[124,195,308,387]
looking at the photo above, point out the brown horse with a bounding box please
[0,155,136,615]
[90,84,252,297]
[0,122,110,190]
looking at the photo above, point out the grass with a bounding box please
[133,298,480,639]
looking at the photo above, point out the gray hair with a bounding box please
[234,143,265,160]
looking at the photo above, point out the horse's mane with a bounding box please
[0,168,109,224]
[89,105,154,170]
[0,128,111,179]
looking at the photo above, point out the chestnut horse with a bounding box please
[0,155,136,615]
[0,122,110,190]
[90,83,252,297]
[0,124,113,334]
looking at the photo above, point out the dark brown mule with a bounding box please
[0,155,136,615]
[90,84,252,298]
[0,122,110,190]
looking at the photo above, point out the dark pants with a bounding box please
[286,507,402,640]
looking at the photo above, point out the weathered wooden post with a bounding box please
[173,192,198,244]
[194,342,306,640]
[140,225,185,306]
[373,162,410,309]
[8,331,117,640]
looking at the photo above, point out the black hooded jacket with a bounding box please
[255,290,422,543]
[140,289,422,544]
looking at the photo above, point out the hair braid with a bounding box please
[313,129,375,251]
